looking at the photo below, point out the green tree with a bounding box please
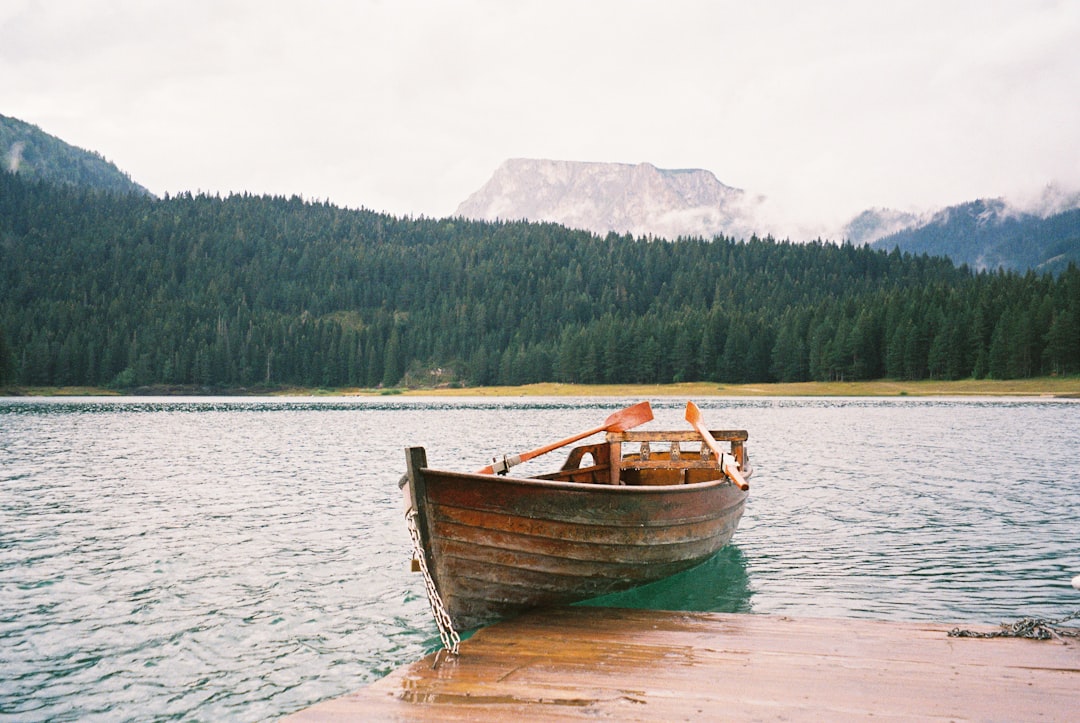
[1044,310,1080,375]
[0,324,12,384]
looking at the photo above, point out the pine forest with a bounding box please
[1,170,1078,390]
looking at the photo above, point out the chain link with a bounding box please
[948,610,1080,640]
[406,508,461,655]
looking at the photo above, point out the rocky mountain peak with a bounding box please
[456,158,764,240]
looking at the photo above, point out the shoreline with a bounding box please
[4,378,1080,398]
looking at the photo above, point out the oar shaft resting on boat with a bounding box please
[685,401,750,490]
[477,401,653,475]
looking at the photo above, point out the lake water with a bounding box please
[1,396,1078,721]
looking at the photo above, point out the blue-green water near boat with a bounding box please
[1,397,1078,721]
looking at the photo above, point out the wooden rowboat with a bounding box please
[402,411,751,635]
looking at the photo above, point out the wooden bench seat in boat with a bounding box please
[541,429,749,486]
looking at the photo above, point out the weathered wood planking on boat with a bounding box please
[405,428,749,631]
[283,607,1080,721]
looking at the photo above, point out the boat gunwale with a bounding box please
[419,467,744,495]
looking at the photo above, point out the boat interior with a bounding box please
[538,430,749,486]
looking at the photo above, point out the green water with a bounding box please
[1,396,1077,720]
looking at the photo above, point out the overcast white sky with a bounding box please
[3,0,1079,235]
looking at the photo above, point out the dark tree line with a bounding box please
[1,169,1078,389]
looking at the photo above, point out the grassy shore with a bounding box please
[4,378,1080,398]
[409,378,1080,398]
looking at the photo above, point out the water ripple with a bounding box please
[1,396,1078,720]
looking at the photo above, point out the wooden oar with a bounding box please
[477,401,654,475]
[684,401,750,490]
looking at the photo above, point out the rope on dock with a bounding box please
[948,611,1080,640]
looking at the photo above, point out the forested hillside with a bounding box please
[1,114,151,197]
[1,170,1078,389]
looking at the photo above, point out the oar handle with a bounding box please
[480,454,522,476]
[719,451,750,491]
[477,426,600,475]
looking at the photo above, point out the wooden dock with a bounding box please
[283,607,1079,721]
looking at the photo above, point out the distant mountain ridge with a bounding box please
[456,158,764,241]
[459,158,1080,273]
[0,113,151,197]
[868,199,1080,274]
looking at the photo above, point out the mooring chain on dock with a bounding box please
[948,610,1080,640]
[405,508,461,655]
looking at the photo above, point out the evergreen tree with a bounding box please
[0,168,1077,390]
[1044,310,1080,375]
[0,324,11,384]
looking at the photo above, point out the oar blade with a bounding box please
[605,400,653,432]
[684,400,703,426]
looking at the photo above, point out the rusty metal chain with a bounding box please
[948,610,1080,640]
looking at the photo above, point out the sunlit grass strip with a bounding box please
[5,377,1079,398]
[406,378,1080,398]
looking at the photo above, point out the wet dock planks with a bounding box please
[283,607,1079,721]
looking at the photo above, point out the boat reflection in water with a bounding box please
[577,545,753,615]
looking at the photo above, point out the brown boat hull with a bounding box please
[405,448,747,631]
